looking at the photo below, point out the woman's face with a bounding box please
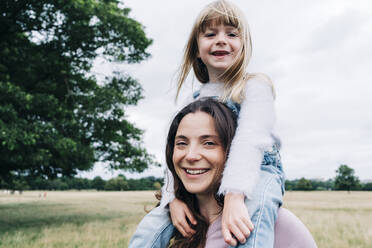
[173,111,226,196]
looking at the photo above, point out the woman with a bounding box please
[130,99,317,248]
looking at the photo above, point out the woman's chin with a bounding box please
[184,182,211,195]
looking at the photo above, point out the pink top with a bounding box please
[205,208,317,248]
[205,215,228,248]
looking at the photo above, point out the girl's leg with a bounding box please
[243,148,285,248]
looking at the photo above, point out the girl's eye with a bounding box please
[205,32,215,37]
[228,32,238,37]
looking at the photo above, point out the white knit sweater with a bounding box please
[160,76,277,207]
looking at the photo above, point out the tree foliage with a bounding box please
[0,175,164,191]
[0,0,156,182]
[295,177,313,191]
[285,178,334,191]
[334,164,361,191]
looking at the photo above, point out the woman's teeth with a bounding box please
[186,169,208,175]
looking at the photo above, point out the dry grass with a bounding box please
[0,191,371,247]
[283,191,372,248]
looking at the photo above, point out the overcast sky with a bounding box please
[82,0,372,181]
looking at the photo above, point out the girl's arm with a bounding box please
[218,75,276,198]
[220,76,276,245]
[159,168,176,207]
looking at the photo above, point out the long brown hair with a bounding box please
[165,98,237,248]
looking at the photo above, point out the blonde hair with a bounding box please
[176,0,254,103]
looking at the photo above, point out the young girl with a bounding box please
[129,99,315,248]
[160,1,285,247]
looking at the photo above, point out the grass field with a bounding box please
[0,191,371,248]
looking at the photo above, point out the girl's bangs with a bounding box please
[198,8,241,33]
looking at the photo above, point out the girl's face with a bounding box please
[173,111,225,196]
[197,24,242,81]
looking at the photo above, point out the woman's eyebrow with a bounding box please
[200,134,219,139]
[175,135,188,140]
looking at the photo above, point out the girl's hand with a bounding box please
[169,198,197,237]
[222,192,254,246]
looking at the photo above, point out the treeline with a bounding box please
[285,178,372,191]
[2,176,372,192]
[0,175,163,191]
[2,165,371,192]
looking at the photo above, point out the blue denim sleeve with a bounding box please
[129,207,174,248]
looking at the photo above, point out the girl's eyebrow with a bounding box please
[225,26,239,31]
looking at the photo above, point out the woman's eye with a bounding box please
[204,141,216,146]
[175,141,187,146]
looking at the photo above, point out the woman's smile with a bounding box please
[185,168,209,174]
[183,167,210,177]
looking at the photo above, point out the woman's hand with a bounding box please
[222,192,254,246]
[169,198,197,237]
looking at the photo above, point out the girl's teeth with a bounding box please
[186,169,207,175]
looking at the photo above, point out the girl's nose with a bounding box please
[216,32,227,45]
[185,145,202,162]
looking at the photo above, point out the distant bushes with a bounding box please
[2,175,372,191]
[0,175,163,191]
[285,178,372,191]
[285,178,334,191]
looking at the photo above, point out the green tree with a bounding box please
[285,179,296,191]
[295,177,313,191]
[50,178,69,190]
[362,182,372,191]
[334,164,360,191]
[91,176,105,191]
[104,176,128,191]
[0,0,156,183]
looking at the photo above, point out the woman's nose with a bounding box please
[185,145,202,162]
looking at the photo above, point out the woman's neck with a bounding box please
[196,193,222,224]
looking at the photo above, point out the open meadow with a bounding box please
[0,190,371,248]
